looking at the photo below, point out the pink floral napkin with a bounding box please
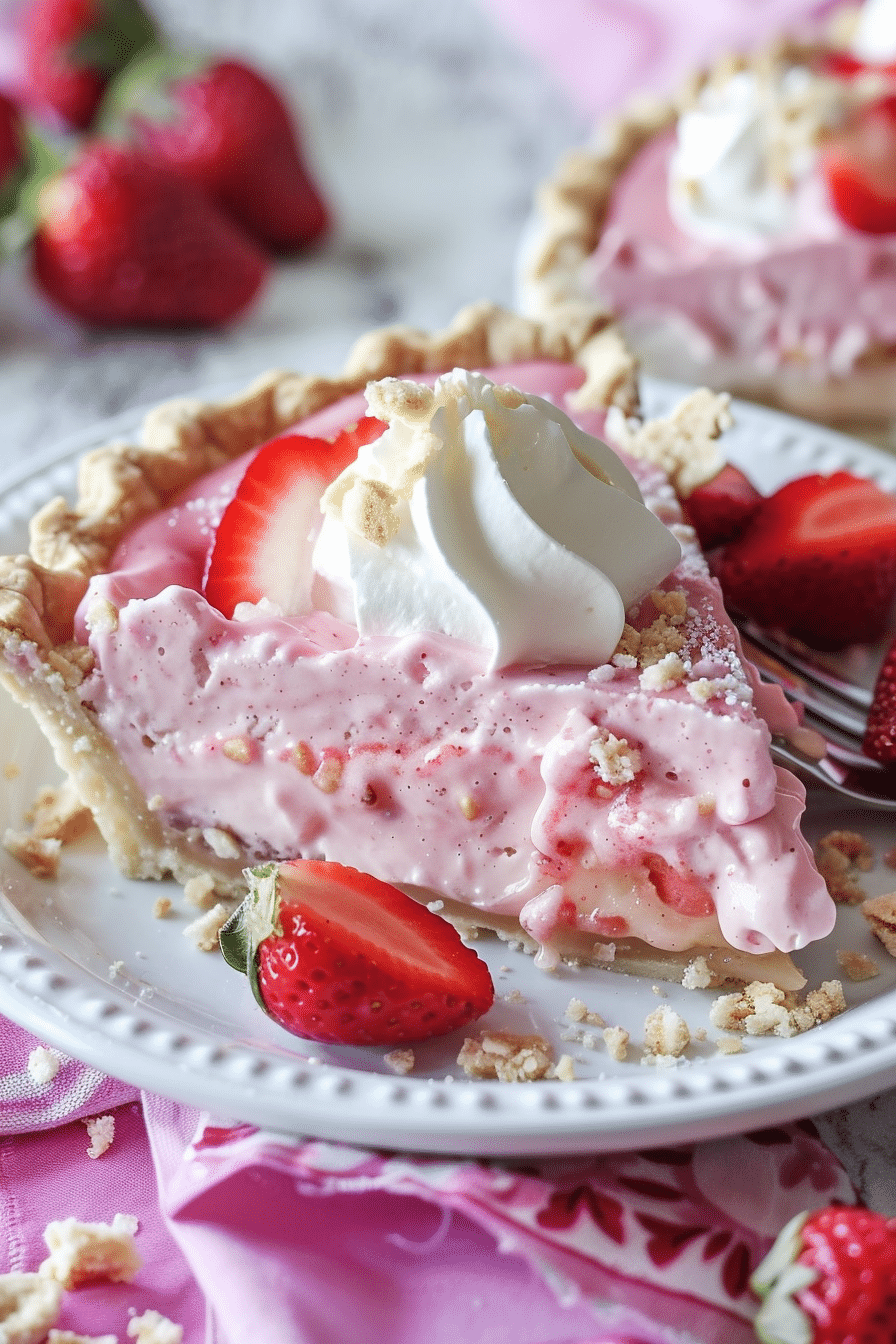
[478,0,844,118]
[1,1009,858,1344]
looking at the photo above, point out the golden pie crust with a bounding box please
[520,13,896,428]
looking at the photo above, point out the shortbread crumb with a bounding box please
[709,978,846,1038]
[152,897,172,919]
[384,1048,415,1076]
[836,948,880,982]
[815,830,874,904]
[0,1272,63,1344]
[127,1310,183,1344]
[715,1035,744,1055]
[457,1031,555,1081]
[607,388,731,496]
[3,828,61,878]
[27,1046,61,1086]
[682,955,713,990]
[861,892,896,957]
[588,729,642,785]
[25,781,92,844]
[40,1214,140,1289]
[603,1025,629,1061]
[552,1053,576,1081]
[182,873,216,909]
[182,902,230,953]
[643,1004,690,1058]
[84,1114,115,1159]
[564,997,605,1027]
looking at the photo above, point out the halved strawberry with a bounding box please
[864,635,896,763]
[682,462,762,551]
[716,472,896,651]
[203,416,385,619]
[220,859,495,1046]
[821,94,896,234]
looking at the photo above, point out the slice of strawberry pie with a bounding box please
[0,305,835,990]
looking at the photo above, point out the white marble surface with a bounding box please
[1,0,895,1208]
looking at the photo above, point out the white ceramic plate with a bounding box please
[2,381,896,1157]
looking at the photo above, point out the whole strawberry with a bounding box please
[220,860,495,1046]
[864,635,896,763]
[21,0,157,130]
[751,1204,896,1344]
[33,141,269,326]
[103,51,329,251]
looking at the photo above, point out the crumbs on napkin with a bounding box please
[0,1271,62,1343]
[83,1114,115,1160]
[27,1045,61,1085]
[39,1213,141,1289]
[127,1309,183,1344]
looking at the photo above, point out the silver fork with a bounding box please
[732,615,896,811]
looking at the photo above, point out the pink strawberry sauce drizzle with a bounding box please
[74,360,834,963]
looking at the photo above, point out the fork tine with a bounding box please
[736,628,871,742]
[734,617,872,710]
[768,736,896,810]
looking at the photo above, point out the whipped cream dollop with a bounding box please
[311,370,681,670]
[853,0,896,63]
[668,67,842,247]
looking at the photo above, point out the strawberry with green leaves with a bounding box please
[102,50,330,251]
[32,141,269,326]
[220,860,495,1046]
[751,1204,896,1344]
[20,0,157,130]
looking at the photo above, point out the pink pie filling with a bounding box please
[590,131,896,377]
[74,361,835,962]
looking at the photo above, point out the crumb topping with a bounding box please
[39,1214,140,1289]
[182,902,231,953]
[588,729,642,785]
[836,948,879,982]
[643,1004,691,1060]
[709,978,846,1038]
[607,390,733,497]
[27,1046,61,1086]
[457,1031,555,1081]
[816,829,873,904]
[84,1114,115,1160]
[861,892,896,957]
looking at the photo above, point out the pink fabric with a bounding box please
[0,1012,859,1344]
[478,0,844,118]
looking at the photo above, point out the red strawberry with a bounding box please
[104,51,329,251]
[716,472,896,650]
[0,93,26,212]
[220,860,495,1046]
[751,1204,896,1344]
[21,0,157,130]
[863,634,896,762]
[204,417,385,618]
[682,462,762,551]
[822,94,896,234]
[32,142,269,326]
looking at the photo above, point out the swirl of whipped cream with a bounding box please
[668,66,842,248]
[853,0,896,63]
[311,369,681,670]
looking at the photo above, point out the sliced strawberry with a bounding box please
[821,94,896,234]
[203,416,385,619]
[220,859,495,1046]
[716,472,896,651]
[864,635,896,763]
[682,462,762,551]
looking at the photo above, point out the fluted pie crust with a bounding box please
[0,301,807,988]
[519,13,896,428]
